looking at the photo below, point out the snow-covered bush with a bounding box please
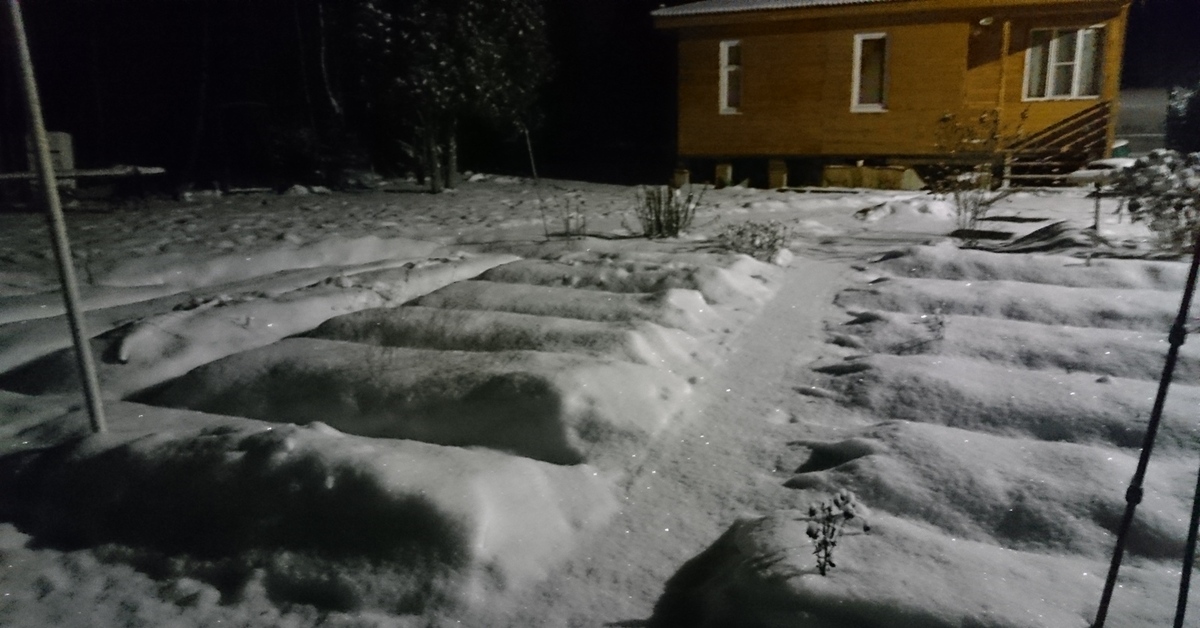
[715,220,792,261]
[804,489,870,576]
[634,185,703,238]
[1113,149,1200,252]
[1167,83,1200,154]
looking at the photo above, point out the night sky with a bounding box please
[0,0,1195,189]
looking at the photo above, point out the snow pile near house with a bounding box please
[651,511,1175,628]
[1,402,617,613]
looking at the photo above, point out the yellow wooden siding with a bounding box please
[678,19,969,157]
[672,2,1129,159]
[964,24,1004,107]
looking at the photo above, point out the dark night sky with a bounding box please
[0,0,1195,187]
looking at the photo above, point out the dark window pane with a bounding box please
[1052,64,1074,96]
[1027,30,1050,98]
[858,37,886,105]
[1079,28,1104,96]
[726,68,742,109]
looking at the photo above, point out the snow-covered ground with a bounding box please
[0,176,1193,627]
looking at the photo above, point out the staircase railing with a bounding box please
[1004,100,1112,184]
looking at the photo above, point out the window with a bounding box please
[719,40,742,114]
[1024,26,1104,99]
[852,33,888,112]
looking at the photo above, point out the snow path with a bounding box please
[452,255,849,626]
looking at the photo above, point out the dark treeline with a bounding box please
[0,0,677,190]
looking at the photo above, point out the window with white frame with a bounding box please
[1024,26,1104,99]
[852,33,888,112]
[719,40,742,114]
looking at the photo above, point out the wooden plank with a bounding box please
[0,165,166,181]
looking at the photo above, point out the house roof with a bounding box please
[651,0,901,18]
[651,0,1117,18]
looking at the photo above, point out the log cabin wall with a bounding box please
[665,0,1129,163]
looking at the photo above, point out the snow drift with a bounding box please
[145,338,692,465]
[0,402,618,610]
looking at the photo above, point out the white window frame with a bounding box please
[851,32,888,113]
[1022,26,1105,101]
[719,40,742,114]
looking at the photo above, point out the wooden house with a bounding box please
[652,0,1131,187]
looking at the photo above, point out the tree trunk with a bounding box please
[184,0,212,187]
[292,0,317,133]
[425,130,443,193]
[443,118,459,189]
[316,1,343,120]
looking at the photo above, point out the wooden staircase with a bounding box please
[1003,101,1112,185]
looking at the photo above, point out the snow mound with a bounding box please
[478,255,777,306]
[876,242,1189,290]
[0,403,617,611]
[821,354,1200,451]
[415,281,722,334]
[990,220,1112,254]
[145,338,692,466]
[834,311,1197,382]
[0,253,503,374]
[308,305,709,379]
[836,276,1178,331]
[855,198,955,222]
[0,254,517,399]
[795,219,843,237]
[94,235,441,289]
[786,420,1191,560]
[650,510,1174,628]
[0,284,176,326]
[0,391,74,442]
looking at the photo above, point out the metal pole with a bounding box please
[7,0,106,433]
[1093,233,1200,627]
[1175,461,1200,627]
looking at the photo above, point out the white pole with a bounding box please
[7,0,106,433]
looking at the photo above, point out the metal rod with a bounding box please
[1175,458,1200,627]
[7,0,106,433]
[1094,233,1200,627]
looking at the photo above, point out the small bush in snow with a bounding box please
[805,489,869,576]
[634,185,704,238]
[715,220,793,261]
[1167,83,1200,154]
[1113,149,1200,252]
[547,192,589,238]
[930,109,1024,244]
